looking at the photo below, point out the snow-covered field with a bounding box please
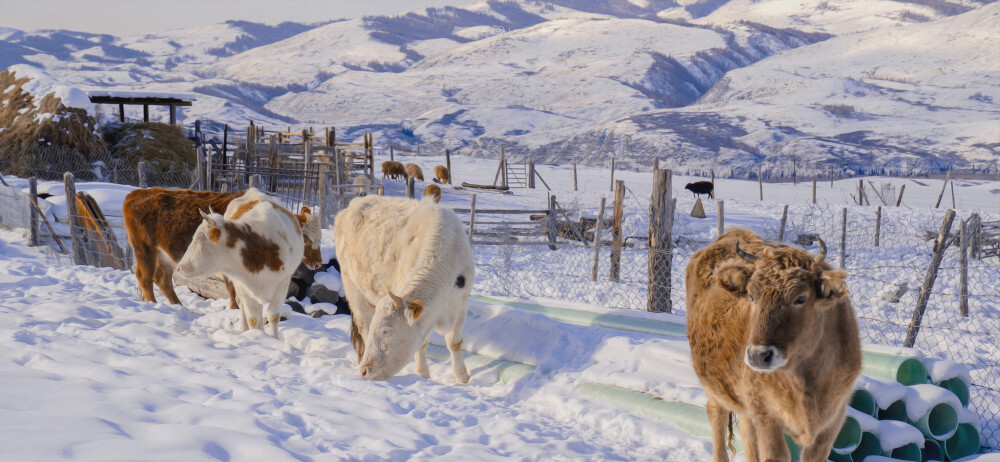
[3,159,1000,458]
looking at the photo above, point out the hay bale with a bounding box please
[106,122,196,174]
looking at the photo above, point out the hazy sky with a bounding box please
[0,0,473,36]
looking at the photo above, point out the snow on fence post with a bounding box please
[716,200,725,237]
[445,149,452,185]
[547,195,557,250]
[648,169,673,313]
[840,207,847,269]
[609,157,616,192]
[959,218,969,317]
[896,184,906,207]
[875,206,882,247]
[406,177,415,199]
[904,209,956,348]
[28,177,38,247]
[935,171,950,209]
[468,194,477,242]
[592,197,607,282]
[609,180,625,282]
[64,172,85,265]
[137,161,148,189]
[778,205,788,242]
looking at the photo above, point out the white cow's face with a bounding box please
[176,210,226,279]
[359,292,425,381]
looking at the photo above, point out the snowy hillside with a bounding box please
[1,0,997,174]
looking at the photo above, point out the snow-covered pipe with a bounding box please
[831,415,863,455]
[849,389,878,417]
[471,295,688,337]
[943,422,981,460]
[922,357,972,408]
[904,384,961,440]
[575,382,721,445]
[876,419,925,462]
[425,344,536,384]
[922,437,944,461]
[860,351,927,386]
[851,431,883,462]
[877,400,908,422]
[886,442,921,461]
[935,377,970,408]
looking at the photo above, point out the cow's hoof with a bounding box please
[454,372,471,384]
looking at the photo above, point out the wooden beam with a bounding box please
[143,104,149,122]
[89,96,192,106]
[118,103,124,122]
[169,105,176,125]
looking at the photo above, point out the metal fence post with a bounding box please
[904,209,956,348]
[591,197,606,282]
[648,169,673,313]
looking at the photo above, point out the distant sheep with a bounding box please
[404,163,424,182]
[684,181,714,199]
[433,165,450,185]
[381,161,406,181]
[424,184,441,203]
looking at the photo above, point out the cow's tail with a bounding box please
[727,412,736,453]
[350,318,365,362]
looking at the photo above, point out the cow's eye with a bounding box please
[793,296,807,306]
[747,293,755,303]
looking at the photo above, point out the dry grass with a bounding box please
[106,122,196,173]
[0,69,106,160]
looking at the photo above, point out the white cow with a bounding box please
[334,195,474,383]
[176,188,304,338]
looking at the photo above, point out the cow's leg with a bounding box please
[342,275,374,362]
[738,412,761,462]
[154,255,181,305]
[755,413,790,462]
[133,244,157,303]
[444,307,470,384]
[236,284,263,332]
[265,286,285,339]
[706,398,732,462]
[414,341,430,379]
[800,413,843,462]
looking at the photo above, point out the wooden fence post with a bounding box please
[406,177,415,199]
[250,174,262,189]
[710,169,715,193]
[268,135,278,192]
[896,184,906,207]
[840,207,847,269]
[609,180,625,282]
[758,165,763,201]
[390,144,394,162]
[64,172,85,265]
[573,163,578,191]
[222,124,228,164]
[138,161,148,188]
[904,209,956,347]
[717,200,725,237]
[468,194,477,242]
[28,177,38,247]
[648,169,673,313]
[959,218,969,317]
[950,181,956,209]
[445,149,452,184]
[778,205,788,242]
[858,179,866,206]
[501,147,508,188]
[875,206,882,247]
[610,157,616,192]
[303,138,313,203]
[969,213,981,259]
[528,157,536,189]
[592,197,606,282]
[317,165,333,228]
[935,171,950,208]
[812,177,817,204]
[194,142,204,191]
[547,195,557,250]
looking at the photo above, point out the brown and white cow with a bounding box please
[685,228,861,462]
[123,188,322,305]
[176,188,304,338]
[334,195,474,383]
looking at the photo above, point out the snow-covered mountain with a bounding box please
[2,0,997,175]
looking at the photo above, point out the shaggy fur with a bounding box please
[686,228,861,462]
[423,184,442,203]
[433,165,450,184]
[334,195,474,383]
[381,161,406,181]
[404,163,424,182]
[176,188,304,338]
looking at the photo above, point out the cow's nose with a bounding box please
[746,345,777,370]
[361,367,369,379]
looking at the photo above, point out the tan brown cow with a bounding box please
[423,184,442,203]
[381,161,406,181]
[685,228,861,462]
[433,165,450,184]
[124,188,322,305]
[404,163,424,182]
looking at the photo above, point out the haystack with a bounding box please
[106,122,196,173]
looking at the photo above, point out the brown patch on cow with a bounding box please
[302,234,323,267]
[223,222,284,273]
[123,188,243,304]
[208,227,222,243]
[408,300,423,319]
[248,318,258,328]
[230,200,259,220]
[449,339,462,353]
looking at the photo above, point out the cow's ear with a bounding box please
[818,269,848,299]
[406,300,423,324]
[200,209,220,227]
[300,206,311,216]
[716,259,752,294]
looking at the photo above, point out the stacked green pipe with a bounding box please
[464,296,984,460]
